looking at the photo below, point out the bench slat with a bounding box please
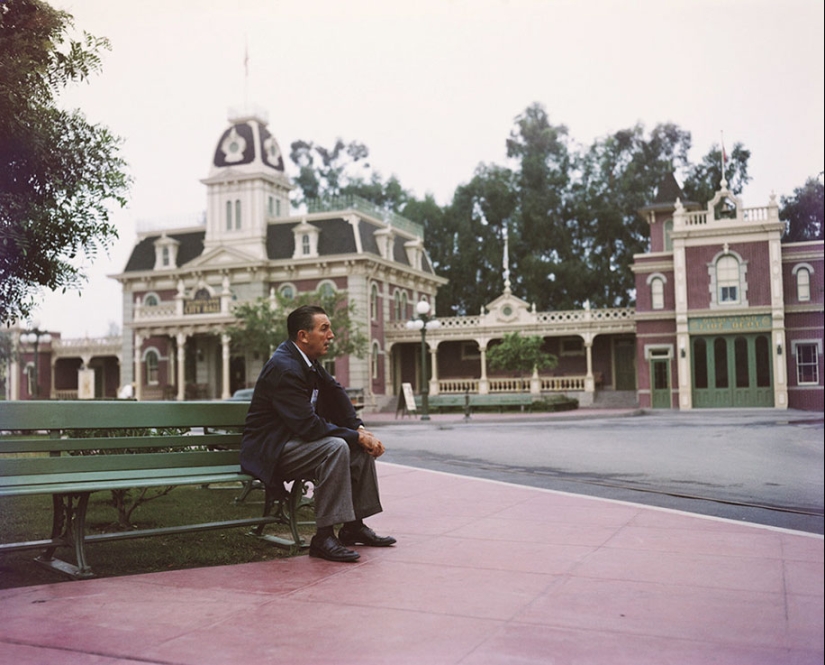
[0,449,242,477]
[0,470,250,496]
[0,400,250,430]
[0,433,241,454]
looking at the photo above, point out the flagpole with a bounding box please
[244,37,249,110]
[720,130,726,188]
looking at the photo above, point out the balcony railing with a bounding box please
[306,194,424,239]
[436,375,587,394]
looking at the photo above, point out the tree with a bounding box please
[0,0,130,324]
[487,332,557,377]
[573,122,693,307]
[780,175,824,242]
[227,289,368,362]
[430,164,517,316]
[289,138,371,205]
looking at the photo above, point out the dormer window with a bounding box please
[374,227,393,260]
[153,234,179,270]
[292,220,319,259]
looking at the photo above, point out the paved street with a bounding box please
[368,409,825,534]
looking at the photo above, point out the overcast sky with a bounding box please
[31,0,825,338]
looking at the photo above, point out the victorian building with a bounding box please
[4,111,822,412]
[112,108,445,406]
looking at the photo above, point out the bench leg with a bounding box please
[35,492,95,579]
[247,480,315,554]
[233,478,263,503]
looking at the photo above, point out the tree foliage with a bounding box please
[0,0,130,324]
[780,175,824,242]
[681,142,751,204]
[487,332,557,377]
[290,103,758,316]
[227,289,368,362]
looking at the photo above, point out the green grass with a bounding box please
[0,484,315,589]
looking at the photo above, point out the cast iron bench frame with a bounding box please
[0,401,313,579]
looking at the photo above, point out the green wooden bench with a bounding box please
[415,393,538,413]
[0,401,313,579]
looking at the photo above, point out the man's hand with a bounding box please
[357,428,385,458]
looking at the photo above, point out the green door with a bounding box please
[650,359,671,408]
[692,334,773,407]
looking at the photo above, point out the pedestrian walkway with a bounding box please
[0,461,821,664]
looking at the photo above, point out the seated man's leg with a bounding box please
[348,444,382,521]
[278,436,355,528]
[339,445,396,548]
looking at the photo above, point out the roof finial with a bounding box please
[502,222,511,295]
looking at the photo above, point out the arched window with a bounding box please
[225,200,232,231]
[716,255,740,304]
[393,291,402,320]
[371,341,381,380]
[401,291,408,320]
[796,267,811,302]
[280,284,295,300]
[317,281,336,299]
[145,349,160,385]
[235,200,241,230]
[651,277,664,310]
[302,234,311,255]
[370,283,379,321]
[143,293,159,307]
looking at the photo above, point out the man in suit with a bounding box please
[241,305,395,562]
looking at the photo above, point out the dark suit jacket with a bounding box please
[240,341,363,486]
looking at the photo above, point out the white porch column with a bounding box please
[134,333,143,401]
[428,343,440,396]
[584,337,595,394]
[478,342,489,395]
[221,333,231,400]
[176,332,187,401]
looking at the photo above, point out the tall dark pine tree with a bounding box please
[505,103,574,310]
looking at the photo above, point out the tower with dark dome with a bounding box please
[200,107,293,260]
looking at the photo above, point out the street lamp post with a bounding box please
[406,299,440,421]
[20,325,52,399]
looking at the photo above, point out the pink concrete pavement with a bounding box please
[0,461,822,665]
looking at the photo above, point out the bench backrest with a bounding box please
[0,401,251,491]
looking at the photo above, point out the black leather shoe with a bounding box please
[338,524,397,547]
[309,534,360,562]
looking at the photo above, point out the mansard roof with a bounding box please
[122,216,436,274]
[123,231,205,272]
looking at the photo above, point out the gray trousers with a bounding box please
[278,436,383,529]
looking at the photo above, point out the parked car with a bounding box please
[229,388,255,401]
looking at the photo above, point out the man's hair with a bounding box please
[287,305,327,341]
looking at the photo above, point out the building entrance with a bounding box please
[691,334,773,407]
[650,358,671,408]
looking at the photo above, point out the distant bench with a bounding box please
[0,401,313,579]
[414,393,537,412]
